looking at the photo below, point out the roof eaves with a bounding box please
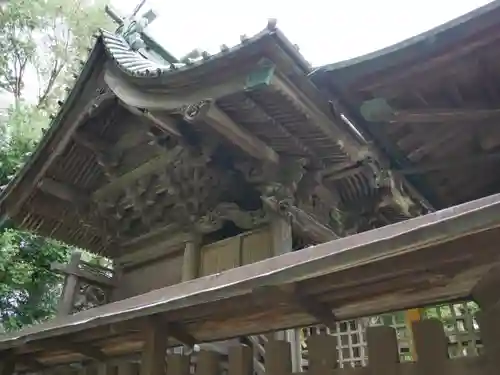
[0,38,106,222]
[310,0,500,86]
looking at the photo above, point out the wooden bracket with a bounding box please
[41,338,107,362]
[252,284,337,328]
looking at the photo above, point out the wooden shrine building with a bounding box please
[2,3,500,375]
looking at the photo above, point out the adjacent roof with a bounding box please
[1,190,500,369]
[311,0,500,209]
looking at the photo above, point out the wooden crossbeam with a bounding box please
[73,129,115,156]
[252,285,337,329]
[38,177,89,204]
[395,107,500,124]
[261,196,338,243]
[16,355,45,372]
[184,100,279,164]
[124,105,181,137]
[398,152,500,175]
[41,339,107,361]
[51,261,115,288]
[93,145,183,200]
[169,322,197,347]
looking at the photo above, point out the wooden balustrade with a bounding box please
[25,318,494,375]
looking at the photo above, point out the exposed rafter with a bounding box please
[184,100,279,164]
[267,74,367,162]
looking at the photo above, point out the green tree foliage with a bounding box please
[0,0,112,331]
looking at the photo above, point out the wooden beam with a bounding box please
[38,177,89,204]
[57,251,82,316]
[252,285,337,329]
[67,341,107,361]
[398,152,500,175]
[140,316,169,375]
[181,239,200,282]
[51,261,115,288]
[382,108,500,124]
[73,129,113,155]
[262,196,338,243]
[93,145,183,200]
[184,101,279,164]
[42,338,107,362]
[168,322,196,347]
[73,130,120,170]
[123,105,181,137]
[293,292,337,329]
[16,355,46,372]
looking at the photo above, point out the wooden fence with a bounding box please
[63,318,494,375]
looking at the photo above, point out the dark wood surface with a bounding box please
[311,1,500,209]
[2,191,500,366]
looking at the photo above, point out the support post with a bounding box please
[270,215,292,257]
[269,216,300,371]
[57,251,82,316]
[0,351,15,375]
[181,237,200,282]
[140,316,170,375]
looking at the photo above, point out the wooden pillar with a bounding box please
[0,351,15,375]
[57,251,82,316]
[269,215,298,370]
[140,316,170,375]
[270,215,292,256]
[181,238,200,282]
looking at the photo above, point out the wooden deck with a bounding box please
[2,192,500,367]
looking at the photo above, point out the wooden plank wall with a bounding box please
[32,318,493,375]
[199,227,272,277]
[112,250,184,300]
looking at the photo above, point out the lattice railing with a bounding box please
[300,300,481,369]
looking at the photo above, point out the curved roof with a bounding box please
[310,0,500,90]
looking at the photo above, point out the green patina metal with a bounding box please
[245,59,276,90]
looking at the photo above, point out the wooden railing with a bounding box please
[37,319,492,375]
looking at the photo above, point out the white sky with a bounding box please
[113,0,493,67]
